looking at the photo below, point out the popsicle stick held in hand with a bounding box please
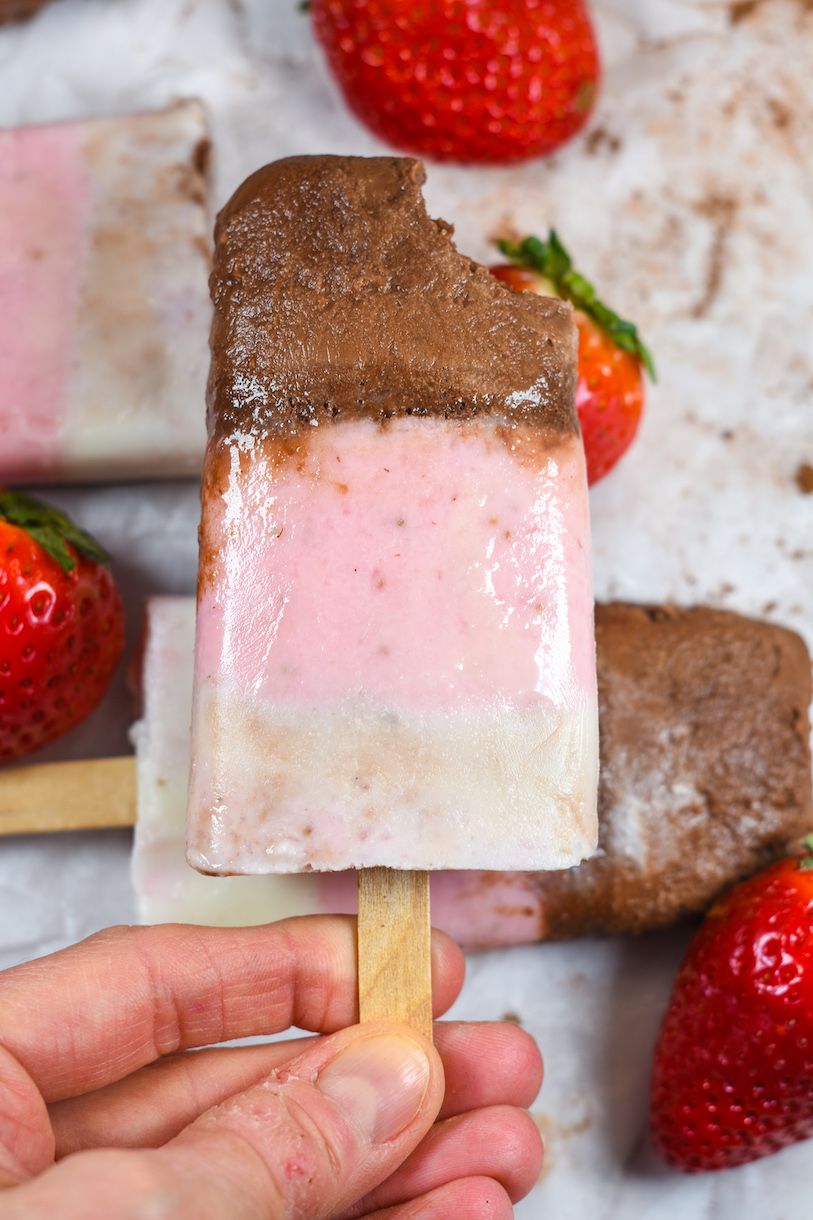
[357,868,433,1042]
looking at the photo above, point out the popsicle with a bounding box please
[131,597,813,941]
[0,100,210,484]
[187,154,599,880]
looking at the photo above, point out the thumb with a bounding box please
[161,1022,442,1220]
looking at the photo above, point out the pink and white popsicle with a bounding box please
[0,100,210,483]
[186,155,598,876]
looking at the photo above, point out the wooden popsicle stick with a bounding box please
[357,867,433,1042]
[0,756,136,835]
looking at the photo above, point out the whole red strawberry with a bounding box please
[0,490,124,763]
[650,843,813,1172]
[491,232,655,484]
[311,0,600,164]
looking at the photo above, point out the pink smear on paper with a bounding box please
[317,869,542,950]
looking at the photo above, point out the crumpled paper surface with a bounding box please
[0,0,812,1214]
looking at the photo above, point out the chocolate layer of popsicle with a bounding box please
[207,154,578,439]
[527,603,813,939]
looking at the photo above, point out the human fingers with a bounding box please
[4,1024,444,1220]
[0,1046,53,1187]
[352,1176,515,1220]
[50,1040,315,1157]
[338,1106,542,1217]
[434,1022,543,1120]
[0,917,464,1103]
[50,1021,540,1156]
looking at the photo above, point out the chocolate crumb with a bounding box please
[0,0,52,24]
[795,462,813,494]
[584,127,622,156]
[729,0,761,23]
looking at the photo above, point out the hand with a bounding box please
[0,916,543,1218]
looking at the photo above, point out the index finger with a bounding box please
[0,916,465,1103]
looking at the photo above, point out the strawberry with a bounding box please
[310,0,600,165]
[650,841,813,1172]
[0,489,124,763]
[490,231,655,484]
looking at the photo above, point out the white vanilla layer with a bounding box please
[187,678,598,873]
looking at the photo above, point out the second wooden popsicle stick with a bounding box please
[0,756,136,834]
[357,867,433,1042]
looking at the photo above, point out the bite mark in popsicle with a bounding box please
[187,155,598,876]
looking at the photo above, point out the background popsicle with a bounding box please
[187,154,598,876]
[0,100,210,484]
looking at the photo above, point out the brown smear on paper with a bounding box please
[533,1106,593,1182]
[690,195,738,319]
[795,462,813,494]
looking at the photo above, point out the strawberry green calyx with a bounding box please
[798,832,813,872]
[497,231,657,381]
[0,488,111,574]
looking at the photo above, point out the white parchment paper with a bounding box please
[1,0,812,1214]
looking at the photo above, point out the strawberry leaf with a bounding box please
[0,489,111,574]
[799,833,813,871]
[497,231,657,381]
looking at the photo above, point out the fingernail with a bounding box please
[317,1034,431,1144]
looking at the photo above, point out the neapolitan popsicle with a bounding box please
[187,155,598,875]
[0,100,210,483]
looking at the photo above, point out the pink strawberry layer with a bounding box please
[188,415,598,874]
[0,124,87,476]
